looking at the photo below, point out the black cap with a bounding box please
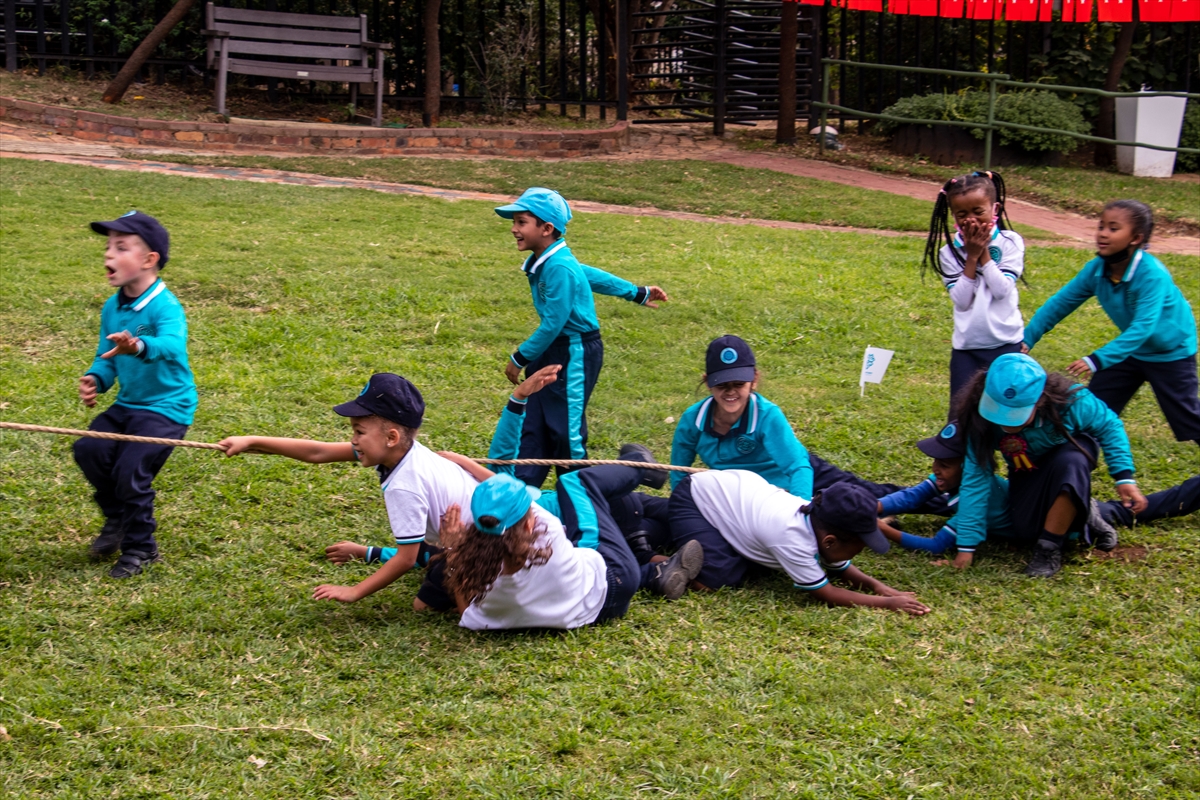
[334,373,425,428]
[916,421,965,460]
[811,482,890,554]
[91,211,170,269]
[705,334,756,387]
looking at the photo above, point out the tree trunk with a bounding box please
[1094,21,1137,167]
[423,0,442,127]
[102,0,197,104]
[776,0,798,145]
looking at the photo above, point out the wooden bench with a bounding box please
[203,3,391,127]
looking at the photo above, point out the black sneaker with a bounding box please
[624,528,656,564]
[645,539,703,600]
[108,550,161,579]
[1024,540,1063,578]
[619,443,668,490]
[1087,499,1119,552]
[89,520,124,561]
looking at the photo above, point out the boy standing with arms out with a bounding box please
[495,188,668,488]
[75,212,197,578]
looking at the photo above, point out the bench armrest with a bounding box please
[202,29,230,37]
[362,41,393,50]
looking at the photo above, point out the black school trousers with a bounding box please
[1099,475,1200,528]
[72,404,188,555]
[1087,354,1200,445]
[949,343,1025,417]
[516,330,604,488]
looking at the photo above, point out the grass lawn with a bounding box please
[1,158,1199,799]
[132,154,972,235]
[734,129,1200,233]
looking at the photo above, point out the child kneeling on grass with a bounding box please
[218,373,476,604]
[954,353,1147,578]
[668,470,930,615]
[75,211,197,579]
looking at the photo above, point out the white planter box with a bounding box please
[1115,95,1187,178]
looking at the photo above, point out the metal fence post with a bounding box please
[4,0,17,72]
[616,0,628,121]
[819,60,830,153]
[984,76,996,170]
[713,0,727,137]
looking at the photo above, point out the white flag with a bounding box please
[860,347,894,396]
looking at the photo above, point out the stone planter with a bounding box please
[1115,95,1187,178]
[890,124,1062,167]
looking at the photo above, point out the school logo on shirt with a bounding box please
[135,324,154,337]
[989,245,1002,263]
[735,435,757,455]
[537,279,549,302]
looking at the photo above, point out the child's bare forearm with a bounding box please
[222,435,355,463]
[437,451,495,482]
[812,584,893,610]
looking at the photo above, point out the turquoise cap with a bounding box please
[470,474,541,535]
[494,187,572,233]
[980,353,1047,427]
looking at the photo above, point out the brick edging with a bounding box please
[0,97,630,158]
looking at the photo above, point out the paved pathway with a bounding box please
[2,120,1197,255]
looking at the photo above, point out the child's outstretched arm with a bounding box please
[810,582,930,616]
[581,265,670,309]
[218,436,355,463]
[312,542,421,603]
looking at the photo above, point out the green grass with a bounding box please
[131,154,958,234]
[735,130,1200,232]
[1,158,1198,799]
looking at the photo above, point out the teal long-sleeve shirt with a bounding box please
[670,393,814,499]
[1024,250,1198,371]
[511,240,650,367]
[955,386,1135,550]
[85,279,197,425]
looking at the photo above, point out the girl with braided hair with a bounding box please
[923,171,1027,413]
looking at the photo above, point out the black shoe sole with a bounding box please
[619,443,668,490]
[108,553,161,579]
[656,540,704,600]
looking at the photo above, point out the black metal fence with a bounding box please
[1,0,1197,131]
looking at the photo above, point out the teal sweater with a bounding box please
[512,240,648,366]
[85,279,197,425]
[1024,250,1198,370]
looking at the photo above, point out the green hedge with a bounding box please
[1177,102,1200,173]
[878,90,1090,154]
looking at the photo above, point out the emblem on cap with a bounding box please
[121,210,137,217]
[940,423,956,439]
[1004,388,1016,399]
[359,381,370,396]
[720,347,738,364]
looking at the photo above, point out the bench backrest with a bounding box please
[205,4,369,68]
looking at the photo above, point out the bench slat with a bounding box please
[226,58,375,82]
[212,22,363,46]
[211,6,363,29]
[222,40,367,61]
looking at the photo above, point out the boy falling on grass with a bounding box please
[75,212,197,579]
[495,187,669,488]
[217,374,475,604]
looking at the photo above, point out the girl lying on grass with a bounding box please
[952,353,1146,578]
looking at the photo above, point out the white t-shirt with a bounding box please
[459,504,608,630]
[688,470,848,591]
[380,440,478,546]
[939,227,1025,351]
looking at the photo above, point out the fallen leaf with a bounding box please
[664,416,676,424]
[247,755,267,768]
[133,96,144,100]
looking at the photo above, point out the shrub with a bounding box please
[878,89,1090,154]
[1176,102,1200,173]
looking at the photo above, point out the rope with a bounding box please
[0,421,704,472]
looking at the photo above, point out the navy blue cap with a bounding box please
[91,210,170,269]
[811,482,890,554]
[917,421,965,460]
[705,335,756,387]
[334,373,425,428]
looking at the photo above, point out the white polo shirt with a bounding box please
[459,503,608,630]
[688,470,848,591]
[380,440,478,546]
[940,227,1026,351]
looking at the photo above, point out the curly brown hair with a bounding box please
[956,369,1083,471]
[440,510,553,607]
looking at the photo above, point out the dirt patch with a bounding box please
[1089,546,1150,562]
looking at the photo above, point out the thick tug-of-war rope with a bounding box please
[0,421,705,473]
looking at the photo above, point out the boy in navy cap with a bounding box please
[218,373,479,604]
[75,211,197,578]
[495,187,669,488]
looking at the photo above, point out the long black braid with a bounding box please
[922,170,1012,279]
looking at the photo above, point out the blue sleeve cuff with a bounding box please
[506,396,528,415]
[1083,354,1099,373]
[511,350,531,369]
[633,286,649,305]
[365,547,383,563]
[1114,477,1137,485]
